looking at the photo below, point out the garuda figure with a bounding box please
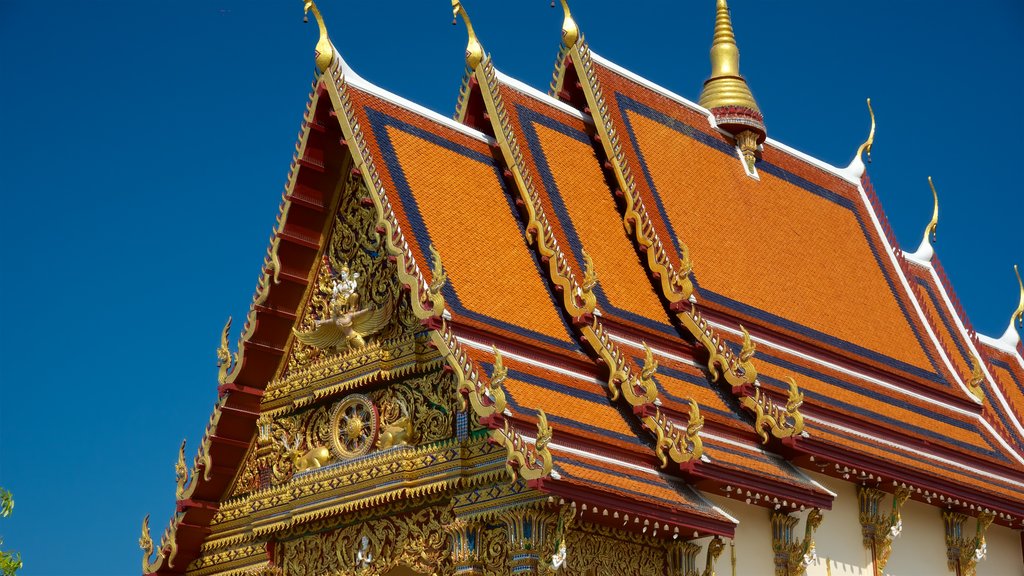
[293,265,392,351]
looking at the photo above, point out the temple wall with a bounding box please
[708,471,1021,576]
[884,497,955,575]
[803,471,871,576]
[707,494,775,576]
[976,522,1023,576]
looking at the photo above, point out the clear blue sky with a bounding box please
[0,1,1021,574]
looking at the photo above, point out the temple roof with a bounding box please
[143,3,1024,573]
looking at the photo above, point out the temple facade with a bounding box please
[140,1,1024,575]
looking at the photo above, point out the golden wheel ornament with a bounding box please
[330,394,379,459]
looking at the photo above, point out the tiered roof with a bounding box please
[141,1,1024,573]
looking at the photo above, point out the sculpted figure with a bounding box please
[293,266,393,351]
[355,535,373,569]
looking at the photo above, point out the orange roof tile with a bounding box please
[348,87,578,349]
[590,60,958,395]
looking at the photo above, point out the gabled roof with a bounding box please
[545,11,1024,526]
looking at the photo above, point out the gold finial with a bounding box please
[968,356,986,402]
[699,0,764,171]
[550,0,579,49]
[924,176,939,245]
[1014,265,1024,330]
[302,0,335,73]
[699,0,761,115]
[452,1,484,70]
[856,98,876,164]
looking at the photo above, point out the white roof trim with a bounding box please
[332,48,495,145]
[458,336,603,385]
[588,52,860,186]
[979,332,1024,357]
[494,69,591,122]
[807,414,1024,487]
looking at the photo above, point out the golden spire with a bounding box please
[699,0,761,114]
[924,176,939,245]
[698,0,765,171]
[551,0,579,49]
[302,0,335,73]
[452,1,484,69]
[856,98,876,165]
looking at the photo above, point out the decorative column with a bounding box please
[771,509,823,576]
[502,509,552,574]
[943,511,994,576]
[449,518,485,576]
[666,541,700,576]
[858,485,910,576]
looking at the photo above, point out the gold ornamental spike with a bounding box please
[551,0,579,49]
[302,0,335,73]
[856,98,876,164]
[924,176,939,244]
[452,1,485,70]
[1014,265,1024,330]
[698,0,760,115]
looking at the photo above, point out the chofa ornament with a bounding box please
[293,263,393,351]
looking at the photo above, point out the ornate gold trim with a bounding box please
[856,98,875,166]
[943,510,995,576]
[739,377,805,444]
[771,508,823,576]
[858,485,910,576]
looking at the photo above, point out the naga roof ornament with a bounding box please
[452,1,484,70]
[302,0,335,73]
[844,98,876,178]
[698,0,765,172]
[995,264,1024,348]
[907,176,940,261]
[551,0,579,49]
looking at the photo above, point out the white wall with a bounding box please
[705,474,1022,576]
[803,471,871,576]
[976,522,1023,576]
[883,497,953,576]
[707,494,776,576]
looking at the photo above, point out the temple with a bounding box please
[140,1,1024,575]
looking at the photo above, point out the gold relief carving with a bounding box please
[292,264,394,352]
[858,485,910,576]
[371,371,454,447]
[740,378,805,445]
[943,510,995,576]
[187,543,271,575]
[479,524,512,576]
[558,522,667,576]
[329,393,380,460]
[279,506,453,576]
[286,171,420,375]
[771,508,823,576]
